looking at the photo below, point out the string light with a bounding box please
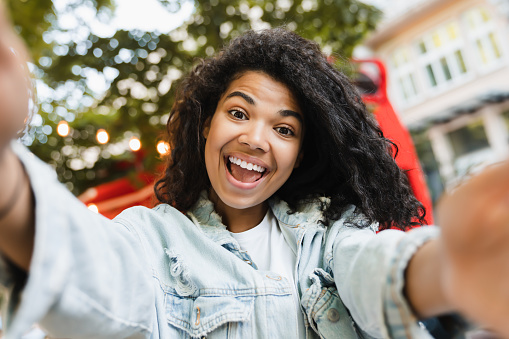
[129,137,141,151]
[87,204,99,213]
[157,140,170,155]
[96,129,109,144]
[57,121,70,137]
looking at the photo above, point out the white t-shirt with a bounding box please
[230,210,306,338]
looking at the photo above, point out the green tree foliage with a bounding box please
[7,0,381,195]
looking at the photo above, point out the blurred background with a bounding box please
[359,0,509,202]
[3,1,508,335]
[6,0,509,214]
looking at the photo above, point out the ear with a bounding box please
[294,151,304,169]
[202,116,212,139]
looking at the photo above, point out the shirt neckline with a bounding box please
[229,210,273,241]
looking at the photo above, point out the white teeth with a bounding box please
[228,156,266,173]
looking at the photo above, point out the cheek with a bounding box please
[204,118,235,158]
[275,144,301,175]
[203,139,215,171]
[203,127,225,177]
[203,141,218,189]
[204,126,220,160]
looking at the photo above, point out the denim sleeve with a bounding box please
[332,223,448,338]
[0,142,155,338]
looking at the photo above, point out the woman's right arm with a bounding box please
[0,12,156,337]
[0,142,156,339]
[0,147,35,271]
[0,3,36,271]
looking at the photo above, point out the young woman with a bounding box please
[1,6,509,338]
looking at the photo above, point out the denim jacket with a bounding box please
[0,142,441,338]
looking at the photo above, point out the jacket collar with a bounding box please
[268,196,328,227]
[186,191,328,248]
[186,191,233,247]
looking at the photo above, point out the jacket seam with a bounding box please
[114,217,160,280]
[70,285,153,334]
[388,236,416,339]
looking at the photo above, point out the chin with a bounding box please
[221,195,264,210]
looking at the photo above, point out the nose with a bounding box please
[238,123,269,152]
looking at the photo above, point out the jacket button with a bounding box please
[327,308,340,323]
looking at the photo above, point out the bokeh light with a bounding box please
[156,140,170,155]
[129,137,142,151]
[57,120,70,137]
[87,204,99,213]
[96,129,109,144]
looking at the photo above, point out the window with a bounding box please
[411,131,444,203]
[454,50,467,74]
[390,47,419,103]
[415,20,469,90]
[447,22,458,40]
[503,110,509,141]
[489,33,501,59]
[464,7,504,68]
[440,57,452,81]
[448,119,490,157]
[448,119,493,177]
[418,40,427,54]
[387,5,506,104]
[425,64,437,87]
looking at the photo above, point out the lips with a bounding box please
[226,155,268,184]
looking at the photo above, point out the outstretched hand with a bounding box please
[437,160,509,336]
[0,5,31,151]
[0,4,34,271]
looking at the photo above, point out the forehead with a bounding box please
[221,71,302,114]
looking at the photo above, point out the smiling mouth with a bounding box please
[227,156,267,183]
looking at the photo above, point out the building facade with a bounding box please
[362,0,509,200]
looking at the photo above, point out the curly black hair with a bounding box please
[155,28,425,230]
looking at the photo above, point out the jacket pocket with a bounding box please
[306,287,360,338]
[302,268,361,338]
[165,293,254,338]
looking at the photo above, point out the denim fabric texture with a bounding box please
[0,142,442,338]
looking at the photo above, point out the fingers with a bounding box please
[437,160,509,252]
[0,29,31,149]
[437,160,509,337]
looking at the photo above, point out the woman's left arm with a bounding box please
[404,238,452,319]
[410,160,509,337]
[331,219,443,338]
[402,159,509,338]
[334,162,509,338]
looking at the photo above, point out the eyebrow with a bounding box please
[225,91,303,123]
[278,109,303,123]
[225,91,255,105]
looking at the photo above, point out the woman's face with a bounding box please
[203,71,304,215]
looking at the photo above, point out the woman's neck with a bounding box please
[208,190,269,233]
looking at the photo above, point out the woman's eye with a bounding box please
[275,127,294,136]
[229,110,247,120]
